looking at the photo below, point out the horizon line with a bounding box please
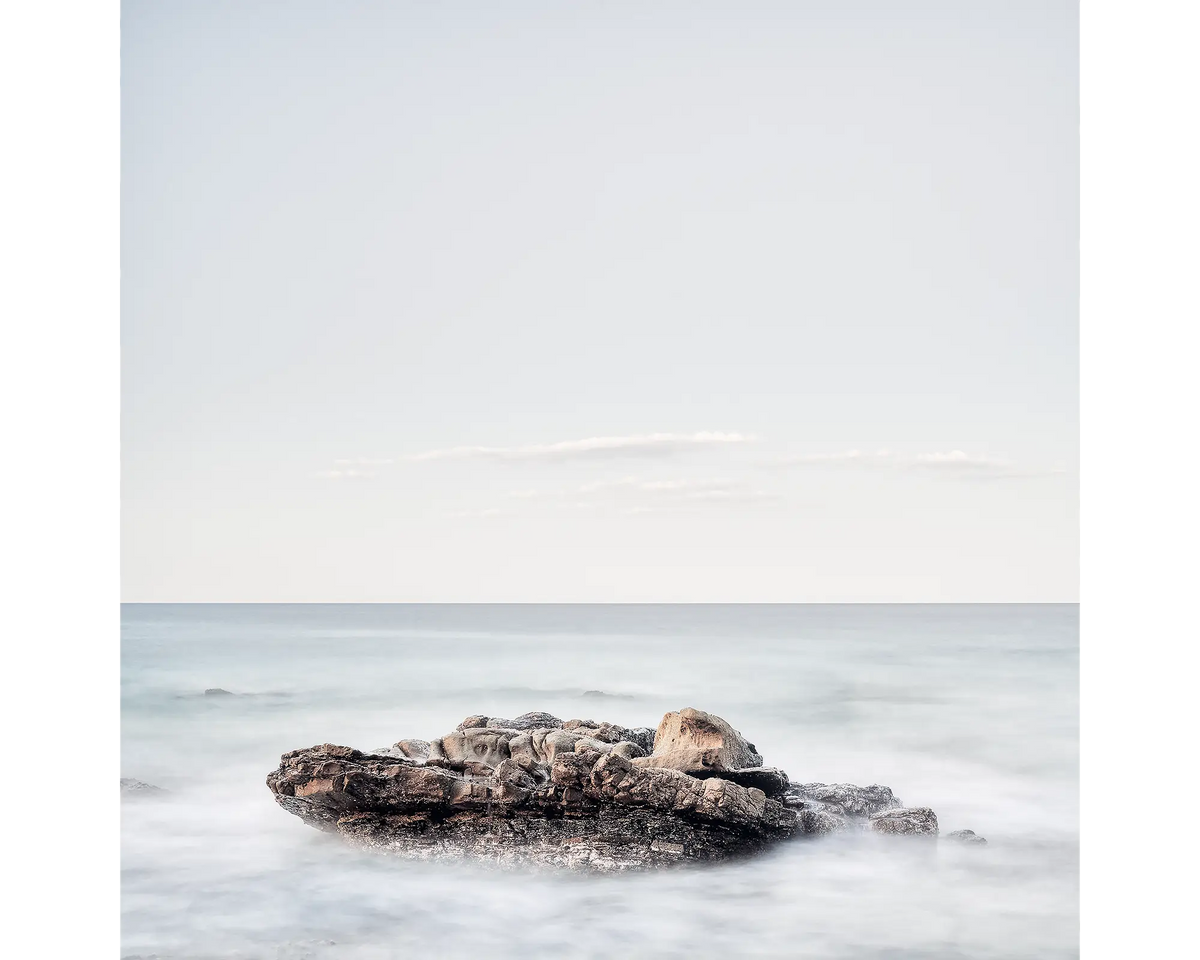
[118,599,1080,605]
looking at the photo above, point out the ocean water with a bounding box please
[121,604,1078,959]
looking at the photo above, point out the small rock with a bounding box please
[121,778,166,796]
[869,806,939,836]
[944,828,988,845]
[204,687,235,696]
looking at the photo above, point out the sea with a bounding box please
[121,603,1078,959]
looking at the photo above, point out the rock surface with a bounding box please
[868,806,939,836]
[267,708,956,870]
[787,783,904,818]
[633,707,764,774]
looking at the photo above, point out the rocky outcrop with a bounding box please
[266,708,961,870]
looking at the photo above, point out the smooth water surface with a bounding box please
[122,604,1078,959]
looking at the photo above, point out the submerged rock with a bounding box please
[121,778,166,797]
[944,828,988,845]
[204,687,235,697]
[267,708,943,870]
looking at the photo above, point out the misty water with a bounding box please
[121,604,1078,959]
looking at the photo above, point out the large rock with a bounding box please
[266,709,942,870]
[632,707,764,775]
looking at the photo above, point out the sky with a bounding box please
[122,0,1078,602]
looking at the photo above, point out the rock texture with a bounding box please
[633,707,763,773]
[267,708,960,870]
[868,806,939,836]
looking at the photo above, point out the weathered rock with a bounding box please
[204,687,234,697]
[787,783,903,818]
[393,739,431,760]
[369,746,404,758]
[428,728,512,768]
[869,806,939,836]
[796,806,850,835]
[944,828,987,845]
[692,766,791,797]
[459,711,562,732]
[623,726,656,754]
[610,740,647,759]
[633,707,764,775]
[267,709,942,870]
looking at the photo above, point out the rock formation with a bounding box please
[267,708,973,870]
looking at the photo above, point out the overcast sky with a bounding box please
[122,0,1077,601]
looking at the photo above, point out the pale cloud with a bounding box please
[316,468,375,480]
[409,432,756,462]
[771,449,1062,480]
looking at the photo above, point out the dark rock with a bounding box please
[204,687,235,696]
[944,828,988,845]
[691,766,791,797]
[623,726,656,754]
